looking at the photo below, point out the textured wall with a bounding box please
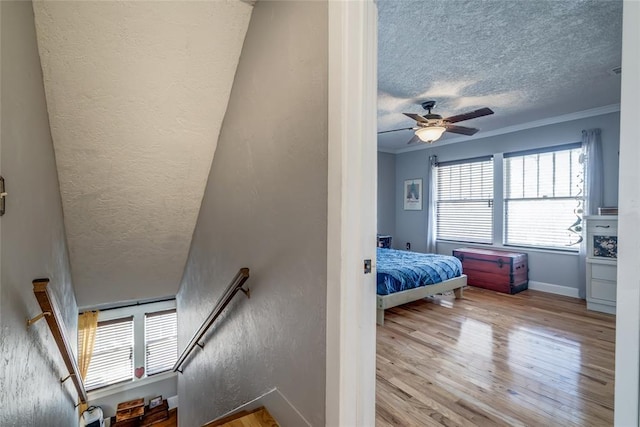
[32,1,253,308]
[392,112,620,290]
[176,1,328,426]
[377,152,396,237]
[0,2,79,424]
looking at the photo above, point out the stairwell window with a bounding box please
[504,143,583,250]
[436,156,494,244]
[82,317,134,390]
[79,299,177,392]
[145,309,178,376]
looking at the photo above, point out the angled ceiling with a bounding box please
[33,1,253,308]
[377,0,623,152]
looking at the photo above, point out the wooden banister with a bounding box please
[29,278,88,405]
[173,268,250,373]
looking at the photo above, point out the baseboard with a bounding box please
[587,301,616,315]
[207,388,312,427]
[528,281,580,298]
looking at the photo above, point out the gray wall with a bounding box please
[0,1,79,425]
[392,112,620,290]
[377,152,396,237]
[176,2,327,426]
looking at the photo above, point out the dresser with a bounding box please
[585,215,617,314]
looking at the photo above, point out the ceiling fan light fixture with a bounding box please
[415,126,446,143]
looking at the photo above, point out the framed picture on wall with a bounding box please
[403,178,422,211]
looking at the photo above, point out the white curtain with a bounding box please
[426,155,438,253]
[583,129,604,215]
[578,128,604,299]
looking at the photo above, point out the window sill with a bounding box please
[501,244,579,256]
[436,240,580,256]
[87,371,177,401]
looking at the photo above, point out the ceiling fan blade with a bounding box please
[377,127,414,135]
[444,107,494,124]
[403,113,429,123]
[406,135,421,145]
[445,124,479,136]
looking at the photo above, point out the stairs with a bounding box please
[203,407,278,427]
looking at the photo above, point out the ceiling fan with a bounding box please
[378,100,494,144]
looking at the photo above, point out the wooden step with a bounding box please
[203,406,278,427]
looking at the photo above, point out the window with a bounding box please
[145,310,177,376]
[504,144,583,249]
[83,317,134,390]
[79,300,177,391]
[436,156,494,244]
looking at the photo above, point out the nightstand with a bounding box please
[377,235,392,248]
[585,215,617,314]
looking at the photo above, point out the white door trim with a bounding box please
[615,1,640,425]
[326,1,378,425]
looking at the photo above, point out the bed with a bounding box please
[376,247,467,325]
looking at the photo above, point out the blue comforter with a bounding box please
[376,248,463,295]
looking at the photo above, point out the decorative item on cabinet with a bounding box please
[598,206,618,215]
[585,215,617,314]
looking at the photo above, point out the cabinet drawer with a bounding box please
[591,263,617,281]
[590,279,617,302]
[587,220,618,235]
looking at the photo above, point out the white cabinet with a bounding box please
[585,215,617,314]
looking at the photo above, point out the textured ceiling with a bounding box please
[33,1,253,308]
[377,0,623,152]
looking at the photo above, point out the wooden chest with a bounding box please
[115,398,144,425]
[453,247,528,294]
[141,400,169,426]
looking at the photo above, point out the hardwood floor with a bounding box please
[376,287,615,426]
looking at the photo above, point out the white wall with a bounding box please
[377,152,396,237]
[391,112,620,293]
[0,1,79,424]
[176,2,328,426]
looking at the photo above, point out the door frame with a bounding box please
[326,1,378,425]
[615,1,640,425]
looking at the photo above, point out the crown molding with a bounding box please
[387,103,621,154]
[377,147,396,154]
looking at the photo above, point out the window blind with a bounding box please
[504,145,583,249]
[145,309,177,376]
[436,157,494,243]
[83,317,133,390]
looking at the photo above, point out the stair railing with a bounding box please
[27,278,88,406]
[173,268,250,373]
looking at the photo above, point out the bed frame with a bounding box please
[376,274,467,325]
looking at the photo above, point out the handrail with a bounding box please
[173,268,250,373]
[28,278,88,405]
